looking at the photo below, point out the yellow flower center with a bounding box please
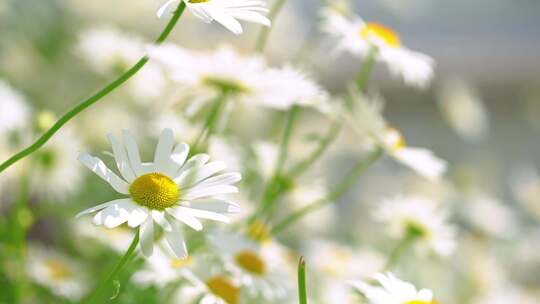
[361,23,401,48]
[170,257,192,269]
[203,77,249,93]
[129,173,180,210]
[247,220,271,243]
[46,259,72,280]
[405,220,430,239]
[384,127,407,151]
[206,276,239,304]
[234,250,266,276]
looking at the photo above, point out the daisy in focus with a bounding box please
[27,245,88,300]
[350,272,435,304]
[320,6,434,89]
[374,196,456,257]
[342,93,447,180]
[76,128,241,258]
[157,0,271,35]
[149,44,327,111]
[208,229,294,302]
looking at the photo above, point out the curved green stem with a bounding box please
[82,232,140,304]
[384,234,417,270]
[191,90,230,153]
[271,148,383,235]
[356,47,378,92]
[0,2,187,174]
[255,0,288,52]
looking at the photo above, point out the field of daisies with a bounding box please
[1,0,540,303]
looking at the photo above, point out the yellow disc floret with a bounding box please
[361,22,401,48]
[46,259,72,280]
[234,250,267,276]
[129,173,180,210]
[206,276,239,304]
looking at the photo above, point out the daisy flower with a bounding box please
[350,272,435,304]
[27,245,88,300]
[320,6,434,89]
[208,229,294,301]
[76,128,242,258]
[148,44,326,111]
[373,196,456,257]
[157,0,271,35]
[343,93,447,180]
[0,80,30,135]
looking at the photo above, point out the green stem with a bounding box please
[271,148,383,235]
[13,176,30,303]
[82,231,140,304]
[248,106,300,225]
[384,234,417,270]
[0,2,187,175]
[356,47,378,92]
[191,90,229,153]
[255,0,287,52]
[298,257,308,304]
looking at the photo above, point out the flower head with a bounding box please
[350,272,435,304]
[374,196,456,257]
[76,128,241,258]
[158,0,271,35]
[320,7,434,89]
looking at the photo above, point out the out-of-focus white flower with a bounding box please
[374,196,456,257]
[28,127,84,201]
[350,272,435,304]
[133,243,194,288]
[437,80,488,141]
[464,193,517,238]
[0,80,30,134]
[343,94,447,180]
[174,255,241,304]
[320,7,434,89]
[473,286,539,304]
[158,0,271,35]
[149,44,327,110]
[77,27,167,102]
[76,128,241,258]
[75,219,134,253]
[510,165,540,221]
[27,245,88,300]
[208,229,294,301]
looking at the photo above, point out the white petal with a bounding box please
[179,206,230,223]
[92,199,139,228]
[182,185,238,200]
[211,10,243,35]
[139,217,154,257]
[196,172,242,187]
[184,199,240,214]
[173,153,210,179]
[122,130,145,176]
[107,133,136,182]
[229,11,270,27]
[154,128,175,173]
[166,207,203,231]
[393,147,447,180]
[176,161,227,188]
[127,208,149,228]
[76,200,119,218]
[151,210,172,232]
[157,0,179,18]
[167,143,190,176]
[78,153,129,194]
[165,219,188,258]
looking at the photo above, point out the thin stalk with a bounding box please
[13,176,30,303]
[191,90,229,153]
[0,2,187,174]
[248,106,300,225]
[82,232,140,304]
[271,148,383,235]
[255,0,287,52]
[356,47,378,92]
[384,234,417,270]
[298,257,308,304]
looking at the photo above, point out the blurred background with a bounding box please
[1,0,540,303]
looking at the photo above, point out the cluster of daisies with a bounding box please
[3,0,538,304]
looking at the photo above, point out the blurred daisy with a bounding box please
[208,229,293,301]
[174,255,241,304]
[343,94,447,180]
[510,165,540,221]
[75,219,134,253]
[27,245,88,300]
[350,272,435,304]
[77,27,166,101]
[374,196,456,257]
[464,193,517,238]
[321,7,434,89]
[28,127,84,201]
[0,80,30,134]
[149,44,326,111]
[76,128,241,257]
[132,243,193,288]
[157,0,271,35]
[437,79,488,141]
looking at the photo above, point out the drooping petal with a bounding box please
[92,199,139,228]
[166,207,203,231]
[164,218,188,258]
[151,210,172,232]
[183,199,240,214]
[139,216,155,257]
[182,184,238,200]
[78,153,129,194]
[178,206,230,223]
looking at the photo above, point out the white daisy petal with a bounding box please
[196,172,242,187]
[139,217,155,257]
[165,219,188,258]
[157,0,179,18]
[127,208,150,228]
[182,185,238,200]
[177,206,230,223]
[76,199,123,218]
[151,210,172,232]
[122,130,145,176]
[177,161,227,188]
[78,153,129,194]
[184,199,240,214]
[154,128,175,173]
[166,207,203,231]
[107,133,136,182]
[167,143,190,176]
[92,199,139,228]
